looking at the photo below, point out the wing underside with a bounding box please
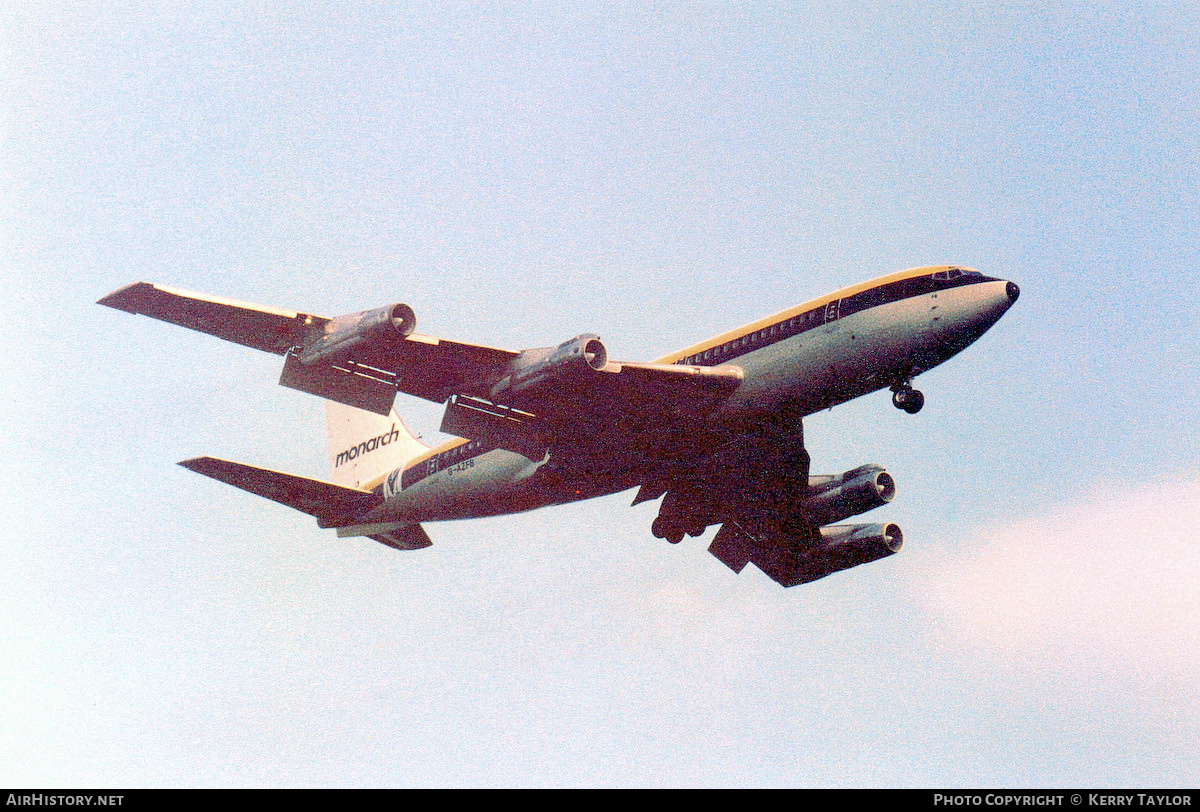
[99,282,518,414]
[98,282,320,355]
[99,283,744,433]
[440,361,743,459]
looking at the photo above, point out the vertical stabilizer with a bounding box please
[326,401,430,488]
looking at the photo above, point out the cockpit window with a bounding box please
[932,268,982,282]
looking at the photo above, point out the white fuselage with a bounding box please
[358,271,1016,529]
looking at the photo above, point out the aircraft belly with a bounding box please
[377,449,550,522]
[373,446,633,524]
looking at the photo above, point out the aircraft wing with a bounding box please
[98,282,323,355]
[99,283,743,431]
[181,456,436,551]
[99,282,518,413]
[440,361,743,459]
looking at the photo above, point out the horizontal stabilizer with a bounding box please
[369,525,433,551]
[334,521,434,551]
[179,456,381,528]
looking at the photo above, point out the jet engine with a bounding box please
[490,334,608,403]
[793,464,895,527]
[785,522,904,585]
[297,302,417,366]
[818,522,903,559]
[708,518,904,586]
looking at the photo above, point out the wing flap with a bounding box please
[487,361,743,432]
[371,335,518,403]
[439,395,546,459]
[178,456,381,527]
[279,353,399,415]
[707,522,753,573]
[587,362,743,421]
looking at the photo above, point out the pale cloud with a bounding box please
[918,473,1200,693]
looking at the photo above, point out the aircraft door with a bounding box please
[909,290,942,373]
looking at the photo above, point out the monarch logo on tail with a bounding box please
[335,424,402,468]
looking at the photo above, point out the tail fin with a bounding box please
[326,401,430,488]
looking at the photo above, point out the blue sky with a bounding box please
[3,3,1198,787]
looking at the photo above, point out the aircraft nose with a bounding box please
[1006,281,1020,303]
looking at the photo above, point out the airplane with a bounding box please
[98,265,1019,587]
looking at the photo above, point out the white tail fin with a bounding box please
[326,401,430,488]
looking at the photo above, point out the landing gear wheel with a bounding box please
[652,516,684,544]
[902,389,924,414]
[891,385,924,414]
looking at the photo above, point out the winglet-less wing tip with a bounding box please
[177,456,212,474]
[97,282,153,313]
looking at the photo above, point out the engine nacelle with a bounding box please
[783,522,904,586]
[818,522,903,558]
[795,464,895,526]
[490,334,608,402]
[298,302,417,366]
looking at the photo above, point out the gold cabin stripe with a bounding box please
[651,265,967,365]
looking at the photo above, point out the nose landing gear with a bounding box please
[891,382,924,414]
